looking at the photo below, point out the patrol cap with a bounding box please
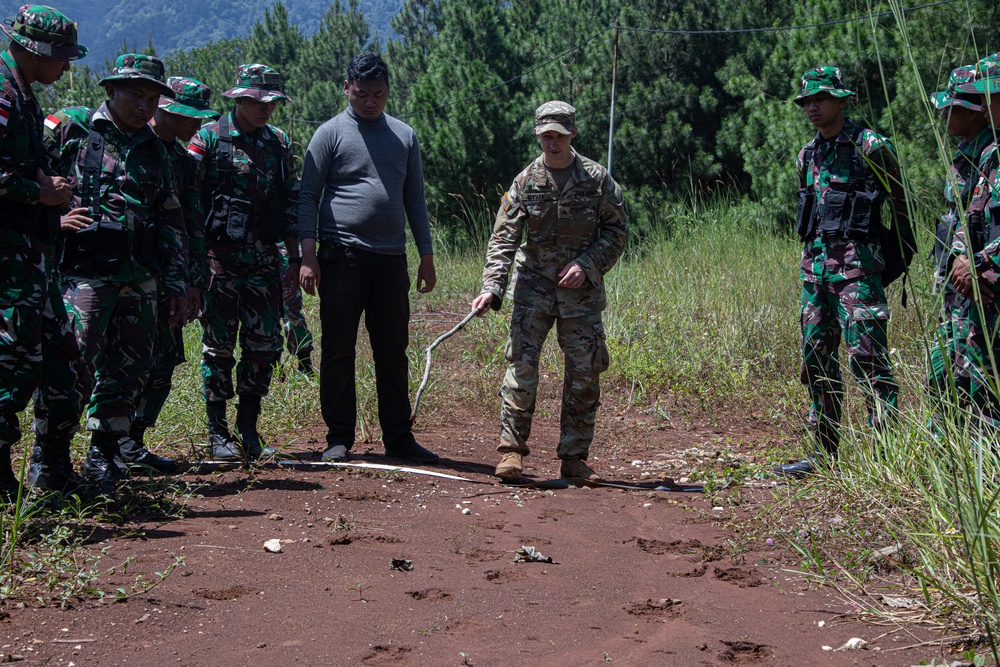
[956,52,1000,96]
[794,66,855,106]
[223,64,291,103]
[534,100,575,135]
[98,54,173,97]
[930,65,983,112]
[159,76,220,119]
[1,4,87,61]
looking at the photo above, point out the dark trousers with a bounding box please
[318,244,413,449]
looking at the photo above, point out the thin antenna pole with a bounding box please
[607,18,620,176]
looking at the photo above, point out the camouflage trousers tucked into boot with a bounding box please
[800,274,898,455]
[497,306,609,460]
[201,247,283,403]
[927,286,971,417]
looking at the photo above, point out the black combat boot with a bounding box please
[0,444,21,502]
[235,395,277,461]
[773,428,838,479]
[27,438,87,496]
[207,400,241,461]
[118,421,180,474]
[82,431,128,493]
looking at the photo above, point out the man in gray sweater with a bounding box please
[298,52,438,464]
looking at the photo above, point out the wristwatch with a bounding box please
[974,251,994,273]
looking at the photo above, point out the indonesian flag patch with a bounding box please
[187,139,206,161]
[44,114,60,130]
[0,106,9,127]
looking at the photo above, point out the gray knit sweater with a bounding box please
[297,106,433,256]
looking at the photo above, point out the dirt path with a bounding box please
[0,409,950,666]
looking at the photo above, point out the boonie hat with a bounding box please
[222,64,291,103]
[930,65,983,112]
[956,52,1000,96]
[159,76,220,119]
[1,4,87,61]
[794,66,855,106]
[98,54,173,97]
[534,100,575,135]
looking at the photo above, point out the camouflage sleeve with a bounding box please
[481,181,525,308]
[188,126,217,218]
[862,133,901,194]
[182,155,208,290]
[156,151,189,298]
[42,109,85,186]
[573,174,629,288]
[795,147,807,190]
[0,90,41,203]
[978,157,1000,265]
[278,128,299,238]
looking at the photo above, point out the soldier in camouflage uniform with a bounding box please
[189,64,300,461]
[471,101,629,482]
[775,67,911,477]
[0,4,88,498]
[43,54,189,489]
[950,54,1000,428]
[117,77,219,474]
[926,66,991,413]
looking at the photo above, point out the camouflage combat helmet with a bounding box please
[956,52,1000,96]
[98,54,173,97]
[929,65,983,112]
[159,76,219,119]
[222,64,291,102]
[1,4,87,60]
[794,66,855,106]
[534,100,576,135]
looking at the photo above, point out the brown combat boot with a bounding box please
[494,452,523,480]
[560,458,602,481]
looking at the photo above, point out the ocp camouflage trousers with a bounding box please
[278,247,313,359]
[0,241,83,448]
[497,305,609,460]
[61,275,158,435]
[800,274,897,453]
[133,290,187,428]
[201,246,282,402]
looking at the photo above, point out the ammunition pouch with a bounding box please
[206,193,254,244]
[814,187,882,241]
[968,212,986,254]
[130,210,159,268]
[62,217,128,275]
[795,189,816,241]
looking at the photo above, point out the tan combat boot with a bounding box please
[495,452,523,480]
[560,458,602,481]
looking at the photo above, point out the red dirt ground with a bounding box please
[0,405,964,667]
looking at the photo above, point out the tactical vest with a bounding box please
[796,126,883,243]
[965,148,1000,255]
[60,111,164,275]
[204,115,287,246]
[796,125,915,287]
[0,58,59,241]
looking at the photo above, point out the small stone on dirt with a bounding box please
[880,595,922,609]
[390,558,413,572]
[263,539,283,553]
[267,513,283,521]
[834,638,868,651]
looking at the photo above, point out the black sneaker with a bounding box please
[772,458,819,478]
[384,440,439,465]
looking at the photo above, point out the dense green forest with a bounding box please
[39,0,1000,234]
[50,0,403,62]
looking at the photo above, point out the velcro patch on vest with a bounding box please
[575,189,598,197]
[523,193,548,202]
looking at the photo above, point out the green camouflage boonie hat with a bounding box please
[794,66,855,106]
[159,76,219,119]
[534,100,575,135]
[222,64,291,102]
[956,52,1000,96]
[930,65,983,112]
[98,54,173,97]
[2,4,87,60]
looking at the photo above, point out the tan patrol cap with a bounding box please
[534,100,575,135]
